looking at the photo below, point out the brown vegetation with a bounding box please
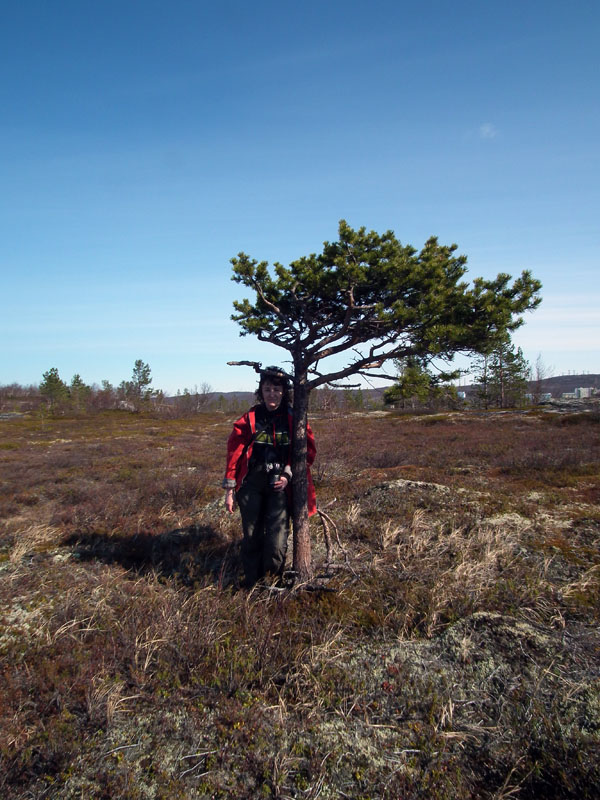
[1,407,599,798]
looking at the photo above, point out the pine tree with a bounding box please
[69,374,91,413]
[119,360,154,411]
[473,338,530,408]
[383,358,434,409]
[40,368,69,412]
[131,360,153,402]
[230,220,541,579]
[383,358,460,410]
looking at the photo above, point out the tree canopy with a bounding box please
[119,359,154,411]
[473,337,531,409]
[230,220,542,579]
[383,358,459,410]
[232,220,542,388]
[40,367,69,411]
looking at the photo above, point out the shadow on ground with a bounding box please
[64,525,242,587]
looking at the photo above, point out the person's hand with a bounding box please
[273,475,289,492]
[225,489,235,513]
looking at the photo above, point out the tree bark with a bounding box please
[291,377,313,581]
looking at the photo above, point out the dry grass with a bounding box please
[1,407,599,798]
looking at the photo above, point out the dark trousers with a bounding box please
[236,468,290,586]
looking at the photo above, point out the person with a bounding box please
[223,366,316,587]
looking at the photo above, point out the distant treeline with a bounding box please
[0,361,388,417]
[2,362,599,418]
[0,375,387,417]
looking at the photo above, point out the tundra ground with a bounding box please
[1,408,599,799]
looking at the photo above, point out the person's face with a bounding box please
[262,379,284,411]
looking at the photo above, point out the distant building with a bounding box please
[575,387,592,399]
[561,393,576,400]
[527,392,553,404]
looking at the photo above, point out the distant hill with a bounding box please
[214,375,600,401]
[528,373,600,397]
[169,374,600,408]
[457,373,600,399]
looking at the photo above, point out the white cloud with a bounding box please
[479,122,498,140]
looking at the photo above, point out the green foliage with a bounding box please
[118,359,154,411]
[131,359,152,398]
[231,220,541,576]
[39,367,69,412]
[69,374,91,413]
[383,358,460,410]
[231,220,542,388]
[384,358,432,407]
[40,370,93,414]
[473,337,530,408]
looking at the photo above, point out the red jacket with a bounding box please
[223,406,317,516]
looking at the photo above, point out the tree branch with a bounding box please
[227,361,295,383]
[310,323,411,364]
[249,277,300,344]
[303,286,379,354]
[227,360,263,374]
[354,370,399,381]
[306,340,419,389]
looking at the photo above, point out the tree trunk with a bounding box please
[291,377,313,581]
[482,355,489,410]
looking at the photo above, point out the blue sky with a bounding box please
[2,0,598,393]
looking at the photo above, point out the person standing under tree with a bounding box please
[223,366,317,587]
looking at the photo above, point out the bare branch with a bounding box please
[302,285,380,354]
[307,365,362,388]
[251,279,302,344]
[306,340,416,389]
[227,361,295,382]
[306,316,409,363]
[354,371,398,381]
[227,360,263,373]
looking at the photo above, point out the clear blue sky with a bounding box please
[2,0,598,393]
